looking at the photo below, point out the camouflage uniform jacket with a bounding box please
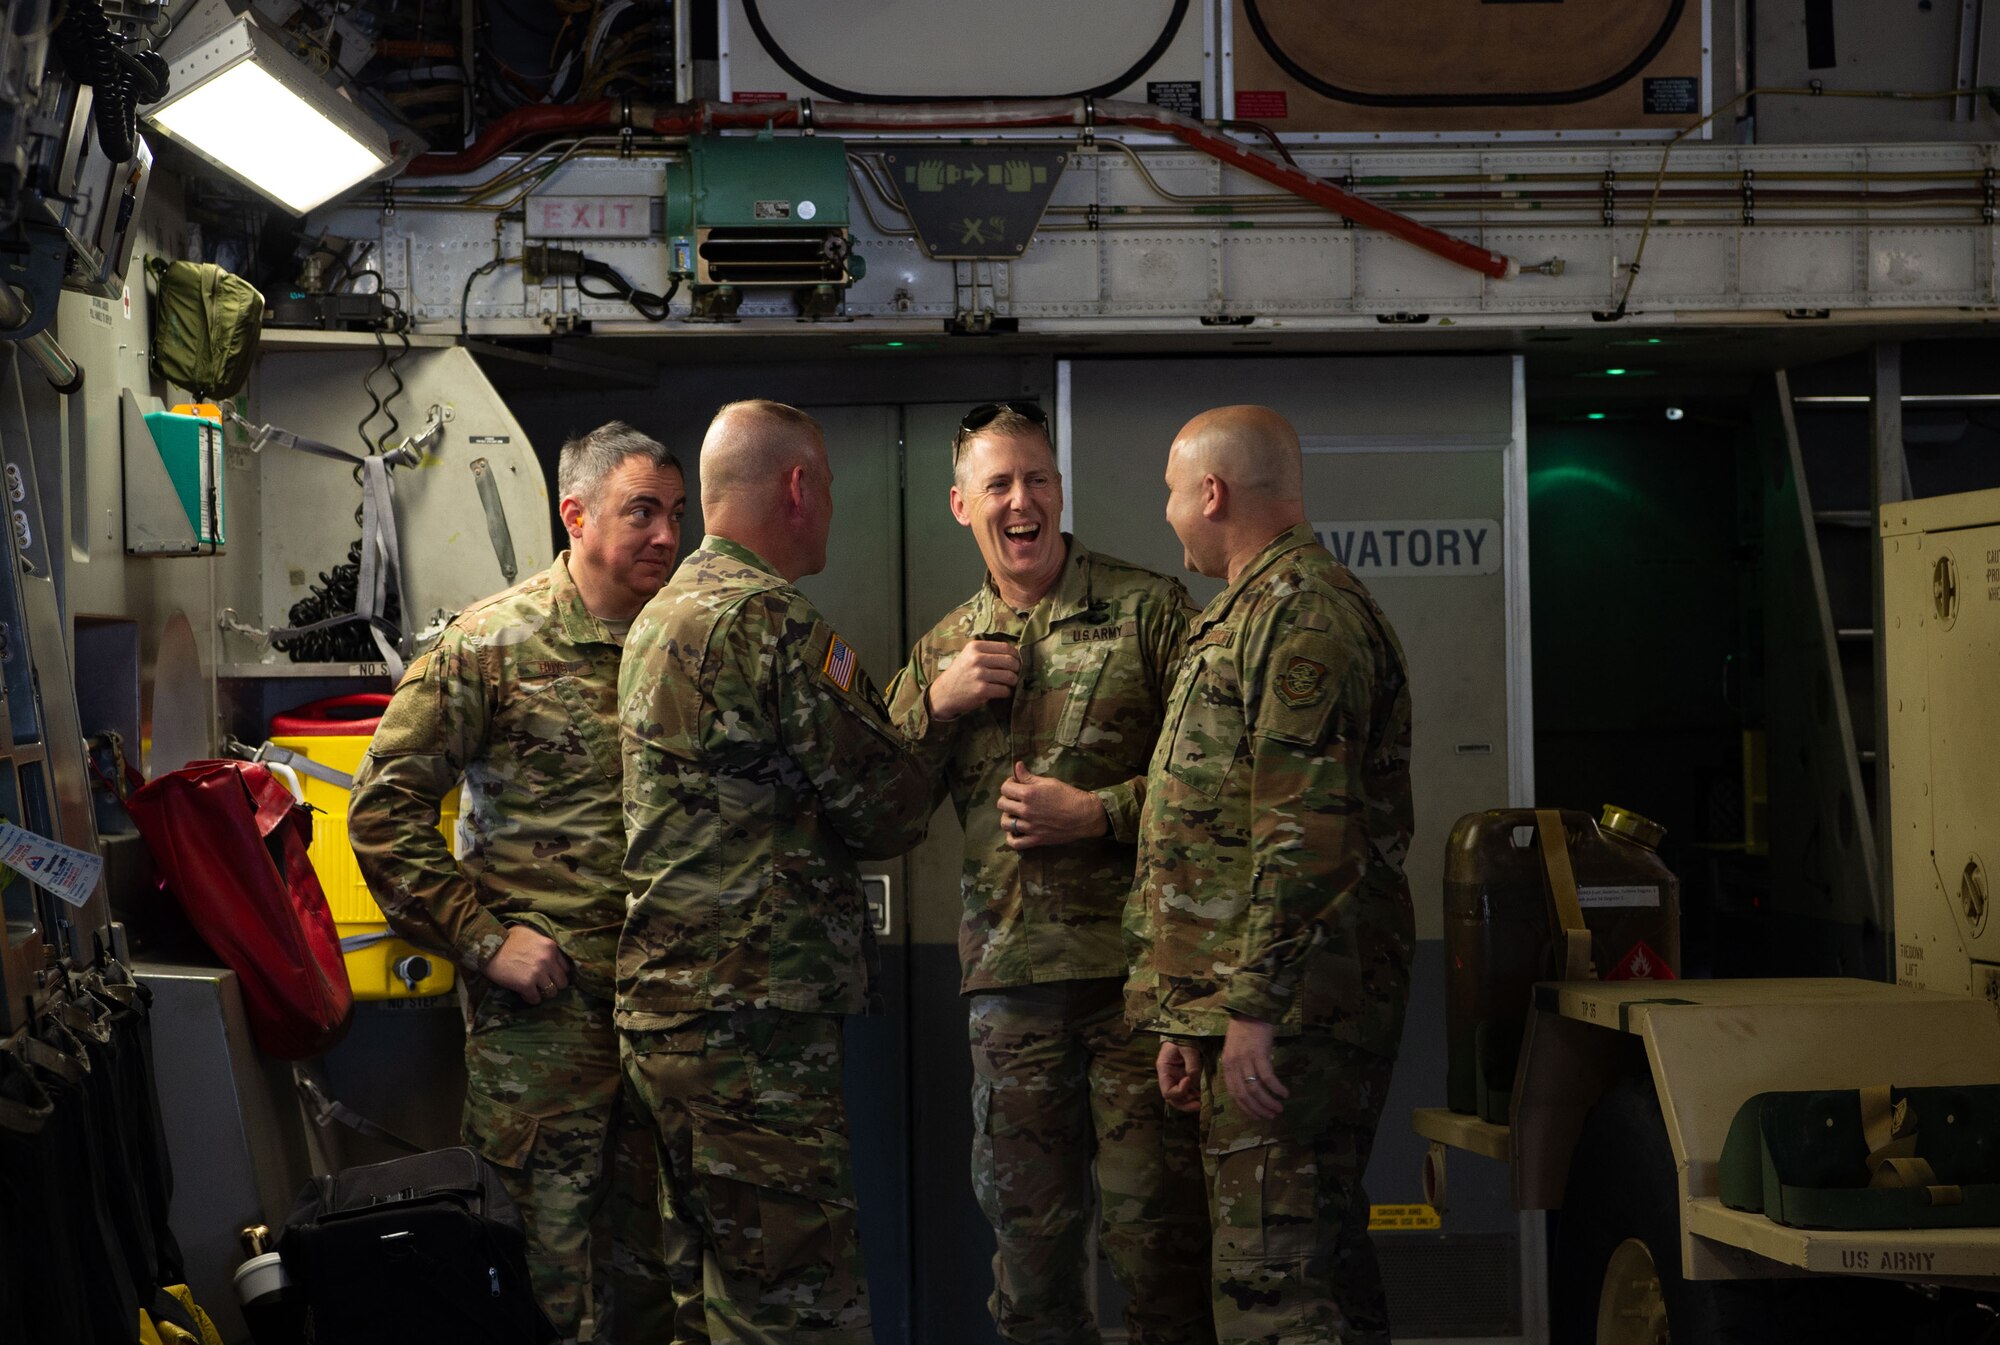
[1125,523,1415,1050]
[349,553,626,997]
[885,540,1193,992]
[617,535,933,1026]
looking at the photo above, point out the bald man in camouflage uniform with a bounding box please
[619,400,933,1345]
[350,422,694,1343]
[1129,405,1414,1345]
[884,404,1212,1345]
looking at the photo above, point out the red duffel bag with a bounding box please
[128,759,353,1059]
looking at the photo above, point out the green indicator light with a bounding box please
[885,341,905,348]
[1605,368,1627,376]
[1586,412,1608,420]
[1647,338,1663,344]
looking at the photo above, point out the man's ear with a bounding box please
[558,495,587,537]
[949,485,972,527]
[784,465,809,522]
[1201,473,1227,521]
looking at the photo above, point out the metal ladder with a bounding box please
[1767,342,2000,980]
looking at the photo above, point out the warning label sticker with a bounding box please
[1147,80,1201,118]
[1234,90,1289,120]
[1368,1203,1443,1231]
[1577,885,1661,909]
[1606,940,1677,981]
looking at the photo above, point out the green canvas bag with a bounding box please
[148,258,264,400]
[1721,1083,2000,1230]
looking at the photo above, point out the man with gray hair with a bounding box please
[351,420,693,1343]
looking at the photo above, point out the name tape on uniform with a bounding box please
[1313,520,1501,577]
[0,822,104,907]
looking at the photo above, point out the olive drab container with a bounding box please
[1444,805,1682,1123]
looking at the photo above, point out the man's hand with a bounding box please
[927,639,1019,721]
[1220,1015,1290,1120]
[997,761,1110,850]
[1156,1038,1203,1113]
[482,925,571,1005]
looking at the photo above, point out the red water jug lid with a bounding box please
[270,693,393,737]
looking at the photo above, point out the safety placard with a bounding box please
[0,822,104,908]
[883,146,1068,260]
[1578,885,1661,908]
[1368,1203,1442,1231]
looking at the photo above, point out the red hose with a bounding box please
[402,99,620,177]
[404,98,1517,280]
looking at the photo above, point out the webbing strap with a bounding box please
[253,742,354,791]
[293,1065,425,1157]
[1535,809,1595,981]
[1860,1084,1905,1155]
[1859,1085,1960,1201]
[356,455,411,679]
[226,409,413,679]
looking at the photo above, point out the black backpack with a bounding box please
[278,1147,556,1345]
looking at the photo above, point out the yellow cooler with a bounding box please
[270,694,459,999]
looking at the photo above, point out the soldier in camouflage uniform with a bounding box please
[1127,405,1415,1345]
[618,400,934,1345]
[349,422,694,1344]
[883,404,1213,1345]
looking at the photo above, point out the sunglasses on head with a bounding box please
[960,401,1050,433]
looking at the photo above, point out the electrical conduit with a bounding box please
[403,97,1519,281]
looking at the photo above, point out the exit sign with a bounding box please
[524,195,658,239]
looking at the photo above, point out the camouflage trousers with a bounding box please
[1190,1033,1397,1345]
[969,979,1215,1345]
[621,1009,871,1345]
[462,985,695,1344]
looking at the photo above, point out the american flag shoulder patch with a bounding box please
[822,633,858,692]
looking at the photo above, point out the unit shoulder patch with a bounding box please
[1275,655,1329,709]
[822,632,859,692]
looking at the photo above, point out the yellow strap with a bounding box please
[1860,1084,1904,1154]
[1535,809,1594,980]
[1927,1185,1965,1206]
[1872,1155,1940,1189]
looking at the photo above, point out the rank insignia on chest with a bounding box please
[1276,656,1329,708]
[823,633,858,692]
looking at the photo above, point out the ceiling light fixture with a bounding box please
[145,12,394,214]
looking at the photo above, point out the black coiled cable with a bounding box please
[51,0,168,165]
[270,539,405,663]
[575,256,679,322]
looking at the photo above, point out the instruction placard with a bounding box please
[1368,1203,1442,1231]
[0,822,104,908]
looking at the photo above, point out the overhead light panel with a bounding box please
[146,14,393,214]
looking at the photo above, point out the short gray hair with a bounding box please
[557,421,681,506]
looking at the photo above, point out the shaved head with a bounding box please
[1163,404,1309,582]
[1169,404,1303,502]
[700,400,827,508]
[698,399,836,582]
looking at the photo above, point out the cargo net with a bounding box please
[271,539,403,664]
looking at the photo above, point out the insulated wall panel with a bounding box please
[721,0,1212,112]
[1226,0,1712,140]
